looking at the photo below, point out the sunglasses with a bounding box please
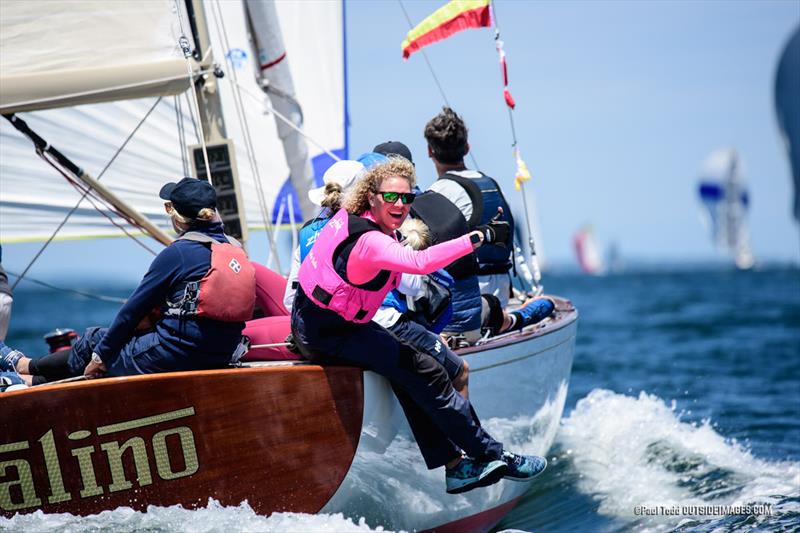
[376,191,416,205]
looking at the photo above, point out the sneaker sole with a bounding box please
[447,462,509,495]
[503,457,548,481]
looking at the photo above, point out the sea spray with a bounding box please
[559,389,800,529]
[0,499,399,533]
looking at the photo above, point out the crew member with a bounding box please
[291,158,547,494]
[425,107,516,306]
[1,178,253,384]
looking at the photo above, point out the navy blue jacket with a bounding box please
[94,221,244,368]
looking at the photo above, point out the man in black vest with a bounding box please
[425,107,515,307]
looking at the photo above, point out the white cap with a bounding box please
[307,160,365,206]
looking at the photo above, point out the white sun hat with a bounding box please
[307,160,365,207]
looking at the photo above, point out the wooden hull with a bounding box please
[1,302,577,532]
[0,366,363,517]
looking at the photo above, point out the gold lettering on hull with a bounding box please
[0,407,199,512]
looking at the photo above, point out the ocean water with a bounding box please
[2,266,798,532]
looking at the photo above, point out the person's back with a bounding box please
[1,178,252,385]
[424,107,515,307]
[140,222,246,369]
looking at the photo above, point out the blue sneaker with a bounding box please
[445,457,508,494]
[0,342,23,372]
[501,451,547,481]
[512,298,555,330]
[0,371,26,392]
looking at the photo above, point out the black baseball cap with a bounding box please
[373,141,413,164]
[159,177,217,219]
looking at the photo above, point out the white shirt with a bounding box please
[427,169,483,222]
[371,273,423,329]
[428,169,512,307]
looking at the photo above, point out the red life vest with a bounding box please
[165,232,256,322]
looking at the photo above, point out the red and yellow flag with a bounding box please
[401,0,492,60]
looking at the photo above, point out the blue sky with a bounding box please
[346,0,800,266]
[3,0,799,286]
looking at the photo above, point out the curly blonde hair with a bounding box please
[343,158,416,215]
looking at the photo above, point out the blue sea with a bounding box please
[2,266,799,532]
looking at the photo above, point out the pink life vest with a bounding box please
[165,232,256,322]
[297,209,400,323]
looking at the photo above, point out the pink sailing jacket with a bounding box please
[298,208,474,324]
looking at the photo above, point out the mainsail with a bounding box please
[0,0,346,246]
[0,0,192,114]
[697,149,755,269]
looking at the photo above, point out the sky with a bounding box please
[2,0,799,286]
[345,0,800,266]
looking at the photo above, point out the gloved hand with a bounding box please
[476,209,510,247]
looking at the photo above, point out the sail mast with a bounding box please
[184,0,249,246]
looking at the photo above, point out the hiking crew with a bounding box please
[291,158,547,494]
[1,178,253,384]
[423,107,555,344]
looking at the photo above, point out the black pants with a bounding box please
[28,350,73,385]
[292,287,503,469]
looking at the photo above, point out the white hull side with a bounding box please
[321,317,577,531]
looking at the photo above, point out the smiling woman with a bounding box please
[291,158,548,495]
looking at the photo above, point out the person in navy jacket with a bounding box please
[1,178,248,385]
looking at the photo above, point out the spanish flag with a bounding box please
[401,0,492,60]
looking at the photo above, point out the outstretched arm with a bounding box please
[347,231,476,285]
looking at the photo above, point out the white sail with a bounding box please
[205,0,346,227]
[0,0,346,244]
[0,0,194,113]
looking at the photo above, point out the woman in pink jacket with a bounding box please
[291,158,546,495]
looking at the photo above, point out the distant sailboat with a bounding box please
[573,225,605,275]
[697,149,755,269]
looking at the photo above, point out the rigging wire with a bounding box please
[490,1,542,292]
[10,97,164,291]
[183,90,201,144]
[235,82,342,163]
[5,270,127,304]
[174,94,189,176]
[39,152,159,255]
[396,0,479,170]
[174,0,211,179]
[209,0,283,269]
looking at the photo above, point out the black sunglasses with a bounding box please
[377,191,416,205]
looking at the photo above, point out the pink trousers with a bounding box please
[242,263,298,361]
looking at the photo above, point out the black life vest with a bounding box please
[440,172,514,275]
[410,191,479,280]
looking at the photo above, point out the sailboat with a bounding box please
[573,225,605,275]
[697,149,755,270]
[0,1,577,530]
